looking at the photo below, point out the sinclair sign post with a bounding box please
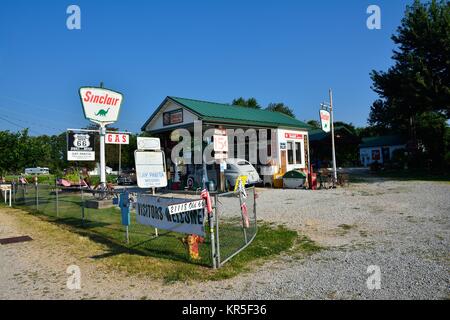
[79,85,124,187]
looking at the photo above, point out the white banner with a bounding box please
[320,109,331,133]
[136,195,205,236]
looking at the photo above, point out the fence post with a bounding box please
[208,205,217,269]
[81,186,85,224]
[35,182,39,212]
[214,194,221,267]
[55,179,59,218]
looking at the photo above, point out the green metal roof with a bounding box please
[142,96,310,131]
[359,135,407,148]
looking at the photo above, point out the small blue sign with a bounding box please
[119,191,130,226]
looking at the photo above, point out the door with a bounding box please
[280,150,287,173]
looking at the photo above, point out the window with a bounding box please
[287,142,294,164]
[295,142,302,164]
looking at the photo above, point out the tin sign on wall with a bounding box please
[79,87,123,124]
[67,131,95,161]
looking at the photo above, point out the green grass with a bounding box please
[3,186,309,282]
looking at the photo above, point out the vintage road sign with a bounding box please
[105,133,129,145]
[67,131,95,161]
[320,109,331,133]
[79,87,123,124]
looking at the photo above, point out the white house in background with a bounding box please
[359,135,407,167]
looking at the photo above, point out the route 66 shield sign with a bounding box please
[67,131,95,161]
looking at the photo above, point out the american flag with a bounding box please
[201,189,213,215]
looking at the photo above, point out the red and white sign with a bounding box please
[214,135,228,152]
[320,109,331,133]
[79,87,123,124]
[105,133,129,145]
[284,133,303,140]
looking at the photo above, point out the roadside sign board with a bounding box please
[136,195,205,237]
[213,135,228,152]
[320,109,331,133]
[105,133,129,145]
[79,87,123,124]
[134,150,167,188]
[137,137,161,151]
[67,131,95,161]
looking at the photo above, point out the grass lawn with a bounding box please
[3,185,310,283]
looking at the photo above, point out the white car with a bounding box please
[224,158,261,188]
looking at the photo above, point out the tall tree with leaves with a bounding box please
[265,102,296,118]
[369,0,450,167]
[231,97,261,109]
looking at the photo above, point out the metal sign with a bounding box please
[67,131,95,161]
[79,87,123,124]
[105,133,129,145]
[134,150,167,188]
[136,195,205,237]
[137,137,161,151]
[213,135,228,152]
[168,200,205,215]
[320,109,331,133]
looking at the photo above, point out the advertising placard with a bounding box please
[134,150,167,188]
[320,109,331,133]
[79,87,123,124]
[67,131,95,161]
[105,133,129,145]
[136,195,205,237]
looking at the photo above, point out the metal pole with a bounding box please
[35,182,39,211]
[214,194,221,267]
[126,225,129,244]
[329,89,337,183]
[152,187,158,237]
[119,143,122,176]
[99,124,107,187]
[238,191,248,244]
[208,207,217,269]
[56,180,59,218]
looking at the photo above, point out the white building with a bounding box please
[359,135,407,167]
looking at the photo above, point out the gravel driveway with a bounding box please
[0,176,449,299]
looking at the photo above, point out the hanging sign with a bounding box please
[105,133,129,145]
[134,150,167,188]
[67,131,95,161]
[319,109,331,133]
[79,87,123,124]
[136,195,205,236]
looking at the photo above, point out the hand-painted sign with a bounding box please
[79,87,123,124]
[320,109,331,133]
[105,133,129,145]
[134,150,167,188]
[136,195,205,236]
[67,131,95,161]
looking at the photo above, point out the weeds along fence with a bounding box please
[2,182,258,268]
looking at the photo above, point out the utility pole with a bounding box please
[329,89,337,183]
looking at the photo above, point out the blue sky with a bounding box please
[0,0,413,135]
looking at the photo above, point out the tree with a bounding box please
[306,120,321,130]
[368,0,450,168]
[232,97,261,109]
[265,102,296,118]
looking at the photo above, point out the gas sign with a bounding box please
[79,87,123,124]
[105,133,129,145]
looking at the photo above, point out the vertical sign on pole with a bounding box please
[79,86,124,187]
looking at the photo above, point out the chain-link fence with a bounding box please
[2,182,258,268]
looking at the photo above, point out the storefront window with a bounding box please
[295,142,302,164]
[287,142,294,164]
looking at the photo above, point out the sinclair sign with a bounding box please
[79,87,124,124]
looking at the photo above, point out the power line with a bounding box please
[0,115,43,135]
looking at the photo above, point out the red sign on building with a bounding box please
[284,133,303,140]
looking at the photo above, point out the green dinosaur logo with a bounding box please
[95,108,110,117]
